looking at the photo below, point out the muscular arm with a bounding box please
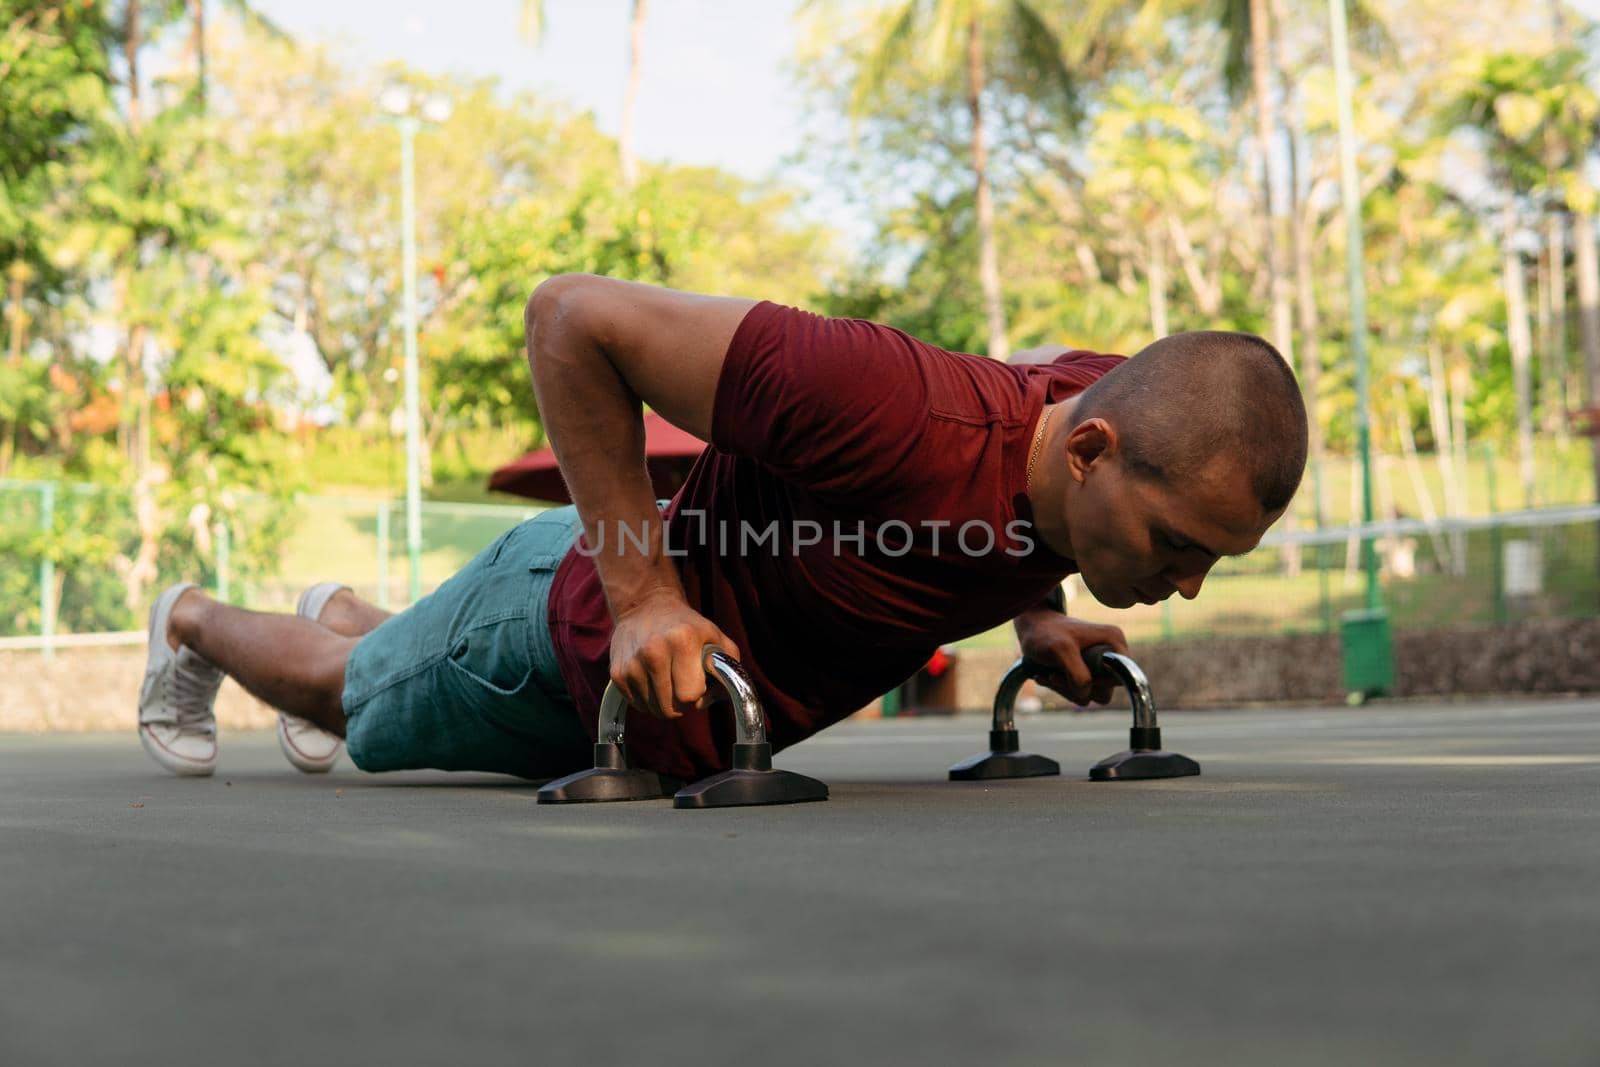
[524,274,756,717]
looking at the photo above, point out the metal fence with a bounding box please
[1,479,543,653]
[4,478,1598,654]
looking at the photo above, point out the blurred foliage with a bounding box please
[5,0,1600,637]
[0,1,830,633]
[800,0,1600,495]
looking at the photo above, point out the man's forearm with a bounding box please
[525,282,683,617]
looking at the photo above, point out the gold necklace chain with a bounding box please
[1026,403,1055,491]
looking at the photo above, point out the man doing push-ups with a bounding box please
[137,276,1306,782]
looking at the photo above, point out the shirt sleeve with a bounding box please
[710,302,940,501]
[1042,350,1129,399]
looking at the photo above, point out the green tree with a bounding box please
[3,2,299,627]
[209,30,827,478]
[1215,0,1297,390]
[184,0,284,108]
[1442,47,1600,506]
[824,0,1089,360]
[1083,84,1218,338]
[0,1,115,357]
[519,0,652,189]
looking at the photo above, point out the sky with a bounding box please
[251,0,812,183]
[249,0,1600,185]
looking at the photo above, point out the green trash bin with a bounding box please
[1340,608,1394,698]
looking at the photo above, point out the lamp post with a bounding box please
[379,86,451,603]
[1328,0,1393,699]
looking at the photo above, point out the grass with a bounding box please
[239,496,544,612]
[295,425,538,506]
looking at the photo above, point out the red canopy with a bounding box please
[487,412,708,503]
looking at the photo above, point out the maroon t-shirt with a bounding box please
[546,302,1125,780]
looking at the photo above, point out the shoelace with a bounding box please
[166,650,222,735]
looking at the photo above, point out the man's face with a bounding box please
[1061,424,1282,610]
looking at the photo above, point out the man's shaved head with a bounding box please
[1071,330,1307,512]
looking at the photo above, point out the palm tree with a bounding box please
[1220,0,1392,528]
[618,0,649,188]
[1215,0,1304,573]
[124,0,144,133]
[1444,49,1600,508]
[1499,199,1539,507]
[839,0,1083,361]
[114,0,163,606]
[1576,208,1600,512]
[1213,0,1331,577]
[1084,85,1215,342]
[520,1,651,190]
[1218,0,1295,377]
[187,1,287,109]
[190,0,204,105]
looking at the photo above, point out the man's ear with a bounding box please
[1063,417,1117,484]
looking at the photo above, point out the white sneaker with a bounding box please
[138,582,223,777]
[276,582,348,774]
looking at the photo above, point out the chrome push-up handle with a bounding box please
[947,658,1062,781]
[539,646,828,808]
[1080,645,1200,780]
[594,647,764,748]
[949,645,1200,782]
[1081,647,1157,734]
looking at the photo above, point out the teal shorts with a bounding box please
[340,505,593,779]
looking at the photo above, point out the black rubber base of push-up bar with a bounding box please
[948,728,1060,780]
[536,742,682,804]
[948,727,1061,781]
[1088,726,1200,781]
[949,751,1062,780]
[672,742,829,809]
[1088,742,1203,783]
[1088,749,1201,781]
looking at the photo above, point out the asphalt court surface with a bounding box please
[3,698,1599,1066]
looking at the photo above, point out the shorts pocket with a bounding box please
[524,523,579,574]
[442,614,589,763]
[484,506,581,575]
[445,620,535,699]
